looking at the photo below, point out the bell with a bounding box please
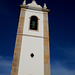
[31,21,36,28]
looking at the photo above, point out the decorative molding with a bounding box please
[20,5,50,12]
[27,0,42,9]
[17,33,49,39]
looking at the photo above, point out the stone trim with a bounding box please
[17,33,49,39]
[11,8,26,75]
[43,12,50,75]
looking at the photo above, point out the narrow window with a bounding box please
[30,16,38,30]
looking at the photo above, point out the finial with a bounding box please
[23,0,26,5]
[44,3,47,9]
[32,0,35,2]
[32,0,36,2]
[32,0,36,3]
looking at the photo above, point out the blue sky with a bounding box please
[0,0,75,75]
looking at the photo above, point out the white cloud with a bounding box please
[51,61,75,75]
[0,56,12,75]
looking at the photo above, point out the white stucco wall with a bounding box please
[18,36,44,75]
[18,9,44,75]
[23,9,44,37]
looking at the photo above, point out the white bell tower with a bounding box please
[11,0,50,75]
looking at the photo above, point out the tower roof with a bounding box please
[20,0,50,12]
[27,0,42,9]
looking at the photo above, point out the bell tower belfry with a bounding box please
[11,0,50,75]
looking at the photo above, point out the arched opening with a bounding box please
[30,16,38,30]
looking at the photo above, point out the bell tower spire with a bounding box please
[11,1,50,75]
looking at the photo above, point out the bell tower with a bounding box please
[11,0,50,75]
